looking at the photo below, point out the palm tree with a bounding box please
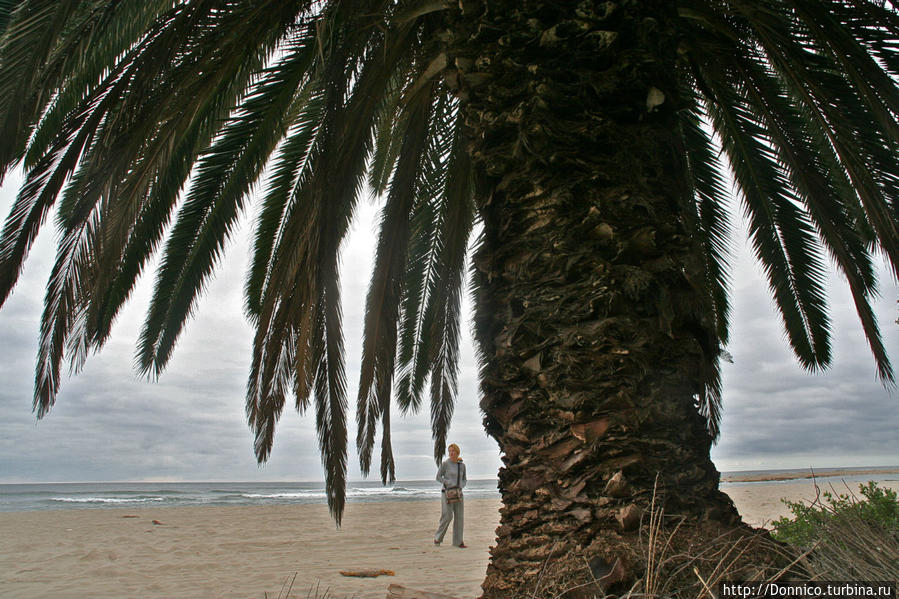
[1,0,897,595]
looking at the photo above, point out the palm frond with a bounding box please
[367,69,408,196]
[679,99,733,438]
[394,187,439,414]
[0,68,121,310]
[734,0,899,274]
[0,0,82,179]
[244,87,325,321]
[3,0,307,389]
[692,51,832,370]
[20,1,177,174]
[32,206,99,416]
[247,246,313,464]
[394,97,454,414]
[843,0,899,76]
[0,0,24,35]
[786,0,899,140]
[357,83,433,481]
[245,0,412,521]
[680,100,733,346]
[314,270,348,524]
[684,0,899,381]
[390,103,474,463]
[728,44,892,381]
[423,133,473,464]
[354,15,452,478]
[135,17,318,376]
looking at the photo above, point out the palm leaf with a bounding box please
[21,1,176,173]
[0,63,126,311]
[692,50,832,370]
[313,272,348,524]
[726,0,899,274]
[135,17,318,376]
[244,86,325,321]
[422,131,473,463]
[357,83,433,480]
[727,46,892,381]
[392,103,474,462]
[696,1,898,379]
[678,99,733,437]
[247,0,409,521]
[0,0,82,179]
[0,0,24,34]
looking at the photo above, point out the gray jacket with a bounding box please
[436,459,467,490]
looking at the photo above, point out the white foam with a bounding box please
[242,491,324,499]
[51,496,166,504]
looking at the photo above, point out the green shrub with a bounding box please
[771,481,899,546]
[770,481,899,580]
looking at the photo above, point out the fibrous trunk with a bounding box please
[448,1,756,596]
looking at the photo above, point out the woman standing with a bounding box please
[434,443,467,548]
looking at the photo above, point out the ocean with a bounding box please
[2,468,895,512]
[0,479,501,512]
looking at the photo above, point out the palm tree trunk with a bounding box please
[447,1,754,595]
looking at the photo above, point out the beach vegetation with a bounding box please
[1,1,898,596]
[772,481,899,547]
[771,481,899,580]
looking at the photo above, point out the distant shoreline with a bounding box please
[721,467,899,483]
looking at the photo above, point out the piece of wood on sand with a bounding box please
[339,568,394,577]
[386,583,461,599]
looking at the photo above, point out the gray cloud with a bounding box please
[711,238,898,471]
[1,174,896,485]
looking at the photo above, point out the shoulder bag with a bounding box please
[445,462,463,504]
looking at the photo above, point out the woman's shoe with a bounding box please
[433,539,440,545]
[458,543,467,548]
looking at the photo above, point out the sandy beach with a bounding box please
[723,476,899,528]
[721,467,899,484]
[1,476,897,598]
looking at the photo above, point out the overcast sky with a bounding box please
[0,169,896,484]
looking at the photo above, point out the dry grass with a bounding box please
[525,482,801,599]
[525,481,898,599]
[799,514,899,580]
[266,575,350,599]
[631,509,806,599]
[782,483,899,581]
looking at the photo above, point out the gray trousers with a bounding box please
[434,492,464,546]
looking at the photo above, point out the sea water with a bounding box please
[0,479,501,512]
[2,468,894,512]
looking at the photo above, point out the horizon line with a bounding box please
[2,464,898,486]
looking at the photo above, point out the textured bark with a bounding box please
[445,1,762,596]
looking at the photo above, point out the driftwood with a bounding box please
[385,583,460,599]
[339,568,394,578]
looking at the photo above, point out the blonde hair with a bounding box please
[448,443,460,455]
